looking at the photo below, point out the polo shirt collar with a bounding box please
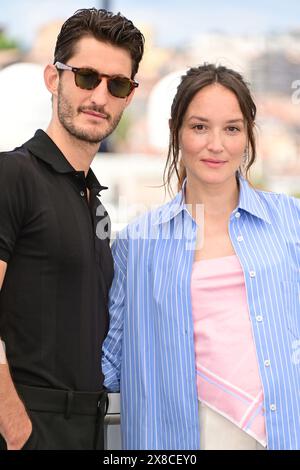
[23,129,107,194]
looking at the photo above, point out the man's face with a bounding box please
[56,36,134,144]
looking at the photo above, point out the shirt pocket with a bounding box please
[280,281,300,339]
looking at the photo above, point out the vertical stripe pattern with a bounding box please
[103,177,300,450]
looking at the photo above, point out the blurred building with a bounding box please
[183,30,300,194]
[251,52,300,95]
[24,21,63,64]
[188,32,265,77]
[0,18,299,200]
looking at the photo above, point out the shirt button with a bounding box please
[264,359,270,367]
[235,212,241,218]
[256,315,263,322]
[270,404,276,412]
[249,271,256,277]
[237,235,244,242]
[80,191,85,197]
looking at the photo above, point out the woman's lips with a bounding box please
[201,159,226,168]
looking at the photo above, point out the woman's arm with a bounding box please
[102,233,128,392]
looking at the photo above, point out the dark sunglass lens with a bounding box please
[75,70,100,90]
[108,77,132,98]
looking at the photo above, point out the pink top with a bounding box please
[191,255,266,446]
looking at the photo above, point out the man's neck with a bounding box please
[46,122,100,176]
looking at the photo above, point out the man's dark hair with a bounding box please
[54,8,145,77]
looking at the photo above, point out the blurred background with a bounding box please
[1,0,300,231]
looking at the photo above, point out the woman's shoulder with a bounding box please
[251,186,300,236]
[255,187,299,212]
[239,177,299,230]
[239,173,297,209]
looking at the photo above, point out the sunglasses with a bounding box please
[54,62,138,99]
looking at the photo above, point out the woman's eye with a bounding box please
[192,124,205,131]
[227,126,240,133]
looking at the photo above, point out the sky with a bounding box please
[1,0,300,49]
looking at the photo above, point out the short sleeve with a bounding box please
[0,154,29,262]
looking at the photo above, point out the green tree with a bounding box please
[0,32,19,50]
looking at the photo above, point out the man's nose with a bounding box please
[89,78,110,106]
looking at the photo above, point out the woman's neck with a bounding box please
[185,175,240,221]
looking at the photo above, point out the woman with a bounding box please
[103,64,300,450]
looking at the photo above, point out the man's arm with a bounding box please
[0,260,32,450]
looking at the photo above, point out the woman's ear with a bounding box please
[44,64,59,96]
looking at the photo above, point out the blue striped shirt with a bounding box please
[102,176,300,450]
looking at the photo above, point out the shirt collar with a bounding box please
[23,129,107,194]
[153,180,187,226]
[154,175,272,226]
[86,167,107,193]
[237,176,271,224]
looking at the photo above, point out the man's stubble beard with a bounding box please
[57,88,123,145]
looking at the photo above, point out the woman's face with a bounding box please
[179,83,248,188]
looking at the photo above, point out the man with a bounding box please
[0,8,144,450]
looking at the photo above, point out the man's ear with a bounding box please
[44,64,59,96]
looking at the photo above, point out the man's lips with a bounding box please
[81,110,109,119]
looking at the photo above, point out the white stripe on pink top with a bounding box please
[191,255,266,446]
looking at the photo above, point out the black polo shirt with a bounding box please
[0,130,113,392]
